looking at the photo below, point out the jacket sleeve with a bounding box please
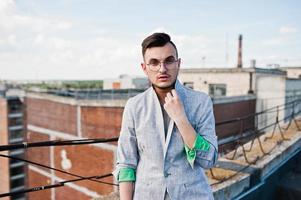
[184,134,210,168]
[186,95,218,169]
[112,98,139,182]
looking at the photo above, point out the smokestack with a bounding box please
[237,34,243,68]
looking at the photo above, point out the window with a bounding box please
[10,176,25,189]
[10,166,25,177]
[10,130,24,140]
[9,117,23,127]
[8,100,23,113]
[9,156,26,200]
[209,84,227,97]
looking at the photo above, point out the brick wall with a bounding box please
[26,95,120,199]
[81,106,123,139]
[26,98,77,135]
[0,98,10,200]
[27,169,51,200]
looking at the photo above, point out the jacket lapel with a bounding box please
[164,118,174,158]
[150,87,166,154]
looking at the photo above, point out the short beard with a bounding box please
[152,79,176,90]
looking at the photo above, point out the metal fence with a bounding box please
[35,88,147,100]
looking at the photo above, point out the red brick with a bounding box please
[53,139,115,195]
[26,131,50,172]
[0,98,10,200]
[27,168,51,200]
[26,97,77,135]
[81,106,123,141]
[55,184,92,200]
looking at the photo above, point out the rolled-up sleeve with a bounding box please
[188,95,218,169]
[118,168,136,182]
[184,134,210,168]
[112,99,139,182]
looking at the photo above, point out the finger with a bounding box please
[166,92,173,99]
[165,96,169,103]
[171,89,178,99]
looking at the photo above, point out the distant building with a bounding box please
[179,67,288,130]
[280,66,301,79]
[179,67,286,97]
[103,75,149,90]
[24,92,123,199]
[0,90,25,200]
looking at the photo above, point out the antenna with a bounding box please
[225,33,229,67]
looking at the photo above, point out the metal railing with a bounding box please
[209,97,301,185]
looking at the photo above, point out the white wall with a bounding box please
[103,79,118,90]
[103,76,148,89]
[255,74,286,131]
[283,68,301,79]
[178,72,251,96]
[120,77,133,89]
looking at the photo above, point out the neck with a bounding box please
[153,82,176,105]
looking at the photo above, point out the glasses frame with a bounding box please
[146,58,180,72]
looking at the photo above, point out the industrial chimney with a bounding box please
[237,34,243,68]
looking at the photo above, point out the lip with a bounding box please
[157,75,170,81]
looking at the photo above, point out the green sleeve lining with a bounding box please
[184,134,210,168]
[118,168,136,182]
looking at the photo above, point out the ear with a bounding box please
[141,63,148,76]
[178,58,181,69]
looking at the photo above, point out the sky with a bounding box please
[0,0,300,80]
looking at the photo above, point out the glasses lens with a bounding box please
[149,59,160,66]
[147,57,178,71]
[165,57,176,64]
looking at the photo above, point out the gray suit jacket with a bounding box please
[114,80,218,200]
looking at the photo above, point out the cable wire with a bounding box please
[0,173,112,198]
[0,137,118,151]
[0,154,118,187]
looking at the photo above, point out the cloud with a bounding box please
[144,28,222,67]
[262,37,288,46]
[279,26,297,34]
[2,1,299,80]
[1,20,225,79]
[0,0,16,13]
[0,0,73,34]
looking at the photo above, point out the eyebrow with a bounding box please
[148,55,176,61]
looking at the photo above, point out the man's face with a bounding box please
[141,43,181,89]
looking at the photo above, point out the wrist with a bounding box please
[174,115,189,126]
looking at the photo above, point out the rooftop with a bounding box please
[180,67,287,76]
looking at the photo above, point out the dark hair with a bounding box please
[141,32,178,58]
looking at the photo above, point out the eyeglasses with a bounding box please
[146,57,179,71]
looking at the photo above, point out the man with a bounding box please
[113,33,218,200]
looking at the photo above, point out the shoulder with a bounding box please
[124,87,152,109]
[181,84,212,103]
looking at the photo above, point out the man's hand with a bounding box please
[163,89,188,124]
[164,89,197,148]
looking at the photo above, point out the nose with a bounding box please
[159,62,167,73]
